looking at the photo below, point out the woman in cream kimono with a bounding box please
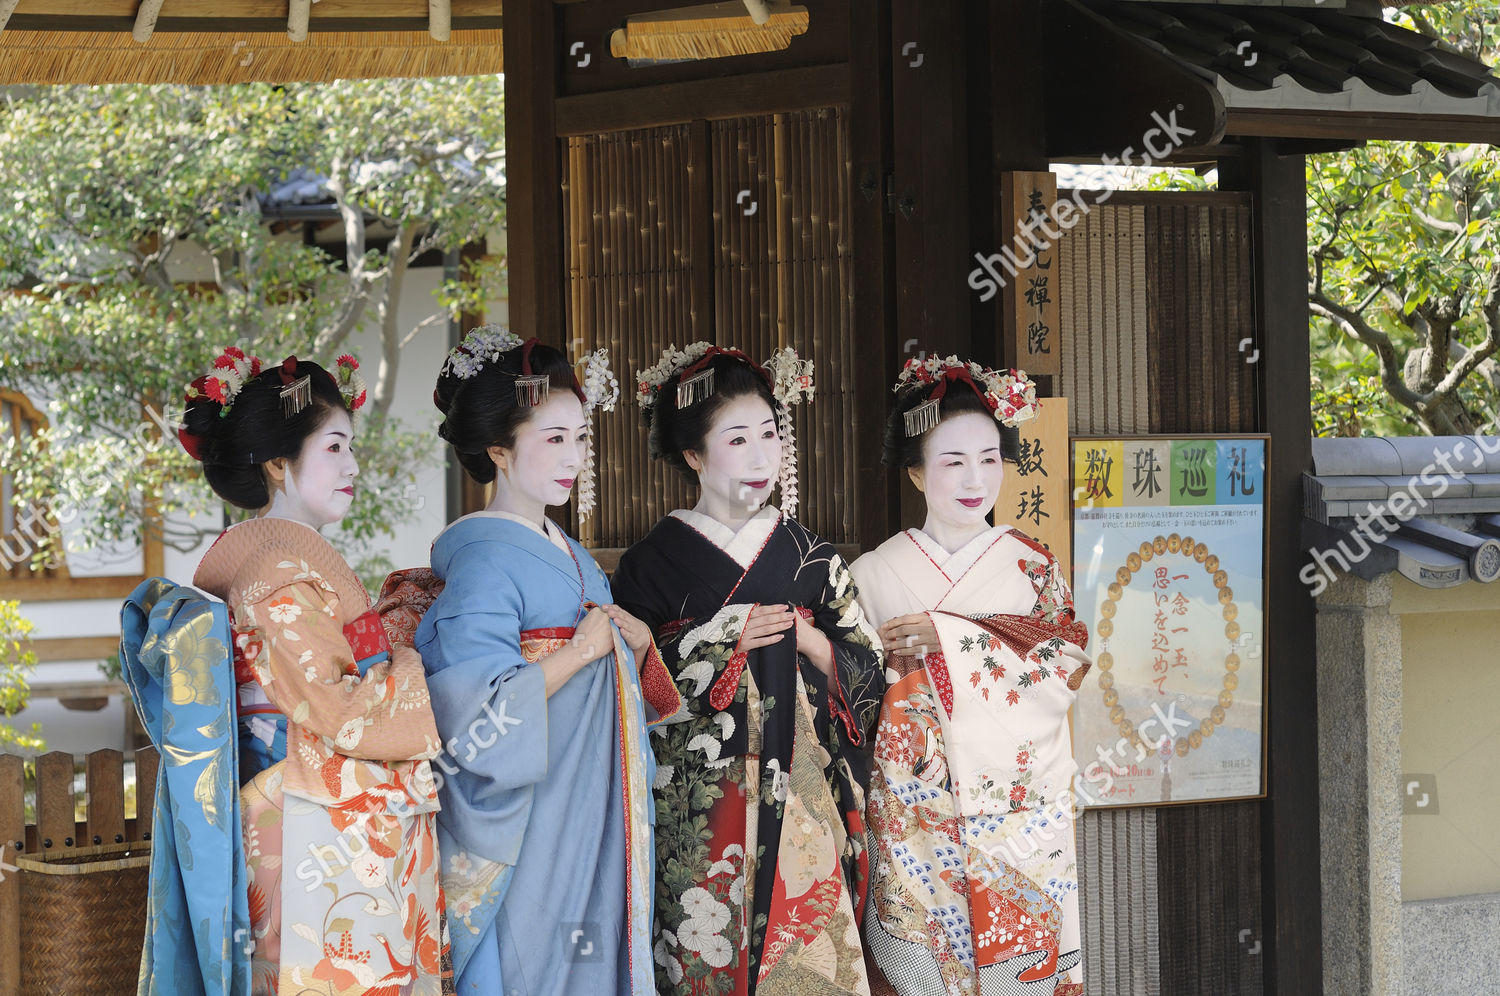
[176,350,448,995]
[853,358,1090,996]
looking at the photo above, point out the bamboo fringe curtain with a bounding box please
[0,28,502,84]
[609,8,808,62]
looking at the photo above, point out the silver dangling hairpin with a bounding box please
[514,374,550,408]
[280,375,313,417]
[903,397,942,437]
[677,368,715,408]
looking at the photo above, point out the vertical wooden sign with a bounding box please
[997,171,1062,378]
[996,397,1070,581]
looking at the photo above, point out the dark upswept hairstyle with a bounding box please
[180,358,351,510]
[883,383,1021,469]
[644,352,779,483]
[434,340,581,485]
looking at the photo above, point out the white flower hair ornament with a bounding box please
[440,324,525,381]
[636,342,715,411]
[574,348,620,522]
[893,355,1038,437]
[633,342,815,518]
[762,346,815,519]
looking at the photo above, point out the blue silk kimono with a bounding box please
[411,512,681,996]
[120,577,253,996]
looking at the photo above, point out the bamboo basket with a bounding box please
[18,841,150,995]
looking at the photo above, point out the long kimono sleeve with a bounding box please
[612,551,752,722]
[803,551,885,748]
[241,576,438,761]
[1018,548,1092,690]
[417,546,549,866]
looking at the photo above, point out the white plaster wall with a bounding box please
[1391,576,1500,902]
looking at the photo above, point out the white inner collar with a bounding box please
[670,505,782,569]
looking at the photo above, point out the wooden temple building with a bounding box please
[3,1,1498,993]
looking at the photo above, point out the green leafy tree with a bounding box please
[0,600,44,755]
[1306,2,1500,436]
[0,78,505,572]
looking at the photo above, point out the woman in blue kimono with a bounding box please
[410,328,681,996]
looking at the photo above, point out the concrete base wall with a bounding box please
[1402,893,1500,995]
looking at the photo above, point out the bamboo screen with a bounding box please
[561,107,857,550]
[1059,194,1256,437]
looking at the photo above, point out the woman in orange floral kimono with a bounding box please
[179,350,449,995]
[853,358,1090,996]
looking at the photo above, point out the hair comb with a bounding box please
[677,368,715,409]
[902,397,942,437]
[515,374,549,408]
[280,375,313,417]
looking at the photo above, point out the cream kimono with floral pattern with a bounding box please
[852,526,1091,996]
[196,517,449,996]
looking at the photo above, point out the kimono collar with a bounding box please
[669,505,781,569]
[907,525,1011,582]
[194,516,349,601]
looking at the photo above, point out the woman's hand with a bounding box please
[741,604,795,652]
[540,606,614,697]
[792,610,835,678]
[603,604,652,660]
[878,613,940,658]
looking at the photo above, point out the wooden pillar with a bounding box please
[504,0,565,342]
[848,0,895,549]
[984,0,1049,372]
[889,0,972,528]
[889,0,970,363]
[1224,137,1323,994]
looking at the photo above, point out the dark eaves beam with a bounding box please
[1043,0,1225,160]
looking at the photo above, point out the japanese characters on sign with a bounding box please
[995,398,1070,581]
[1070,436,1268,807]
[999,171,1061,379]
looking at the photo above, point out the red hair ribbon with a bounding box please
[678,346,773,391]
[519,336,586,403]
[928,366,998,413]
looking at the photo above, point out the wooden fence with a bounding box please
[0,747,158,993]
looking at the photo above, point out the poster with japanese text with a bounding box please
[1069,436,1267,807]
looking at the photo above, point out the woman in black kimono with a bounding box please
[612,344,884,996]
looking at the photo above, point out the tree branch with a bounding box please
[1309,287,1427,413]
[1437,263,1500,399]
[312,170,374,356]
[399,311,445,350]
[372,224,415,417]
[1411,205,1464,236]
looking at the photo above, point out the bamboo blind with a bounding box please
[1079,807,1161,995]
[1144,200,1257,435]
[1058,195,1257,437]
[561,107,857,549]
[1060,203,1151,435]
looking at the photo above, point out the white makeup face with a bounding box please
[685,392,782,520]
[488,391,587,520]
[267,407,359,530]
[909,411,1005,530]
